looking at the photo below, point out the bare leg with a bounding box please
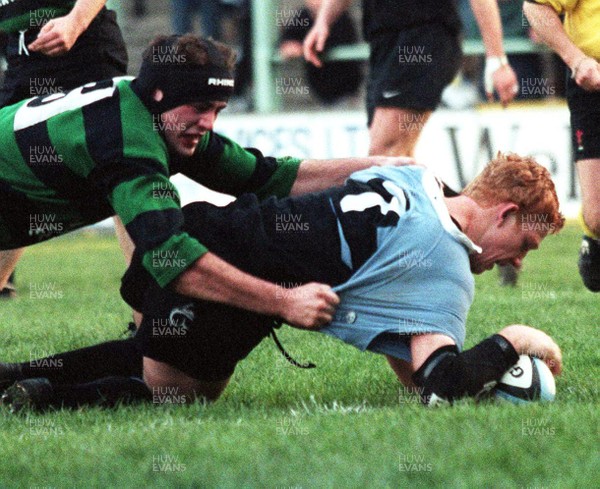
[114,216,135,266]
[113,216,143,326]
[576,159,600,291]
[368,107,431,157]
[0,248,25,290]
[577,158,600,237]
[143,356,230,403]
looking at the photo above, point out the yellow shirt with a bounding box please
[531,0,600,59]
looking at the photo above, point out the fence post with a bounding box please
[251,0,279,113]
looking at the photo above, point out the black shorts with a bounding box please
[0,8,128,107]
[566,75,600,161]
[366,23,462,126]
[0,180,111,250]
[137,288,275,382]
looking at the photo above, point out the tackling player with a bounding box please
[1,153,564,410]
[0,34,416,328]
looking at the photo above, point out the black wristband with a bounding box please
[410,335,521,404]
[412,344,458,387]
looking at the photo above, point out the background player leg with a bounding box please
[368,107,431,157]
[578,159,600,237]
[114,216,144,325]
[114,216,135,266]
[0,272,16,298]
[577,158,600,290]
[0,248,25,291]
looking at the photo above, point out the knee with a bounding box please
[143,374,200,404]
[143,359,228,403]
[583,207,600,237]
[369,109,428,157]
[369,138,415,157]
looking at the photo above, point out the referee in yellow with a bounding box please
[524,0,600,291]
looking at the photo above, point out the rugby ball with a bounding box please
[494,355,556,404]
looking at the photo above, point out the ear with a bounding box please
[153,89,164,102]
[497,202,519,226]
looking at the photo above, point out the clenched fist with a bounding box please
[277,282,340,329]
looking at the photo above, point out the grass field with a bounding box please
[0,223,598,489]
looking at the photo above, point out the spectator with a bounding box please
[171,0,224,39]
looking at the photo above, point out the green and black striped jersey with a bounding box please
[0,77,301,287]
[0,0,74,34]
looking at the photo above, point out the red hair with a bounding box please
[463,152,564,233]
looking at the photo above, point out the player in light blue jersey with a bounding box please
[324,164,479,361]
[1,153,565,411]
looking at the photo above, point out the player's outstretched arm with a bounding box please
[408,326,561,405]
[28,0,106,56]
[469,0,518,106]
[523,2,600,92]
[303,0,353,67]
[173,252,340,329]
[290,155,417,195]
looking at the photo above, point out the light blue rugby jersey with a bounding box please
[319,166,482,363]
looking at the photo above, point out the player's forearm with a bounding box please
[173,252,283,317]
[523,2,586,70]
[469,0,505,57]
[314,0,353,27]
[289,156,414,195]
[68,0,107,32]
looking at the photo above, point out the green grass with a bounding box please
[1,224,598,488]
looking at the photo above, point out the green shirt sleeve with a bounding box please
[109,173,208,288]
[172,131,302,199]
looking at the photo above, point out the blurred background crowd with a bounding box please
[0,0,566,113]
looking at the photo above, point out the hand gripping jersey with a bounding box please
[0,77,301,287]
[320,166,481,362]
